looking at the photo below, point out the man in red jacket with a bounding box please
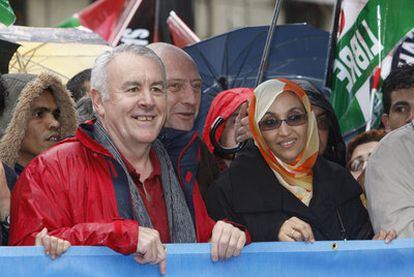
[9,45,246,274]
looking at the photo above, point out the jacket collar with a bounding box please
[74,121,114,158]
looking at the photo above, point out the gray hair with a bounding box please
[91,44,166,100]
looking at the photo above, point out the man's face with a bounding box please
[19,90,61,165]
[161,51,202,131]
[92,53,167,148]
[382,87,414,132]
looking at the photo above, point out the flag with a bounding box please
[0,0,15,26]
[59,0,196,47]
[330,0,414,136]
[167,11,200,48]
[58,0,142,46]
[118,0,196,46]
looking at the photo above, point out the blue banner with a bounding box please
[1,239,414,276]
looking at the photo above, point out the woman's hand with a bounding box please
[278,216,315,242]
[235,102,252,143]
[35,228,71,260]
[372,229,397,243]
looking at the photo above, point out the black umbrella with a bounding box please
[0,38,19,74]
[184,24,330,133]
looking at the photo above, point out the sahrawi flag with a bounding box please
[0,0,15,26]
[330,0,414,135]
[59,0,142,46]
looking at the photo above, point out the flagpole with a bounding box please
[255,0,283,87]
[365,5,382,131]
[325,0,343,88]
[110,0,143,46]
[153,0,161,42]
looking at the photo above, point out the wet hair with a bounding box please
[91,44,166,100]
[293,79,347,166]
[346,129,385,162]
[66,69,91,102]
[382,63,414,114]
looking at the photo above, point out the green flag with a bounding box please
[330,0,414,135]
[58,16,81,28]
[0,0,15,26]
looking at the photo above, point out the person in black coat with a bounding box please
[294,79,346,167]
[207,78,395,242]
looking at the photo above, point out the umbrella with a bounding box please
[0,38,19,74]
[0,25,112,82]
[184,24,329,132]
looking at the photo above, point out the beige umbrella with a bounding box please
[0,25,111,82]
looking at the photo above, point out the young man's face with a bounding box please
[19,90,61,165]
[382,87,414,132]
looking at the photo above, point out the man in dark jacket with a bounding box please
[10,45,246,274]
[148,43,220,208]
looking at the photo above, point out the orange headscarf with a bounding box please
[248,78,319,205]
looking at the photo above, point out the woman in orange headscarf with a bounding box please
[206,78,376,242]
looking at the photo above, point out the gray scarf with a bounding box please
[94,120,196,243]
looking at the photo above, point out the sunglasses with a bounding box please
[259,113,307,131]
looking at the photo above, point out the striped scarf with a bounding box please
[94,120,196,243]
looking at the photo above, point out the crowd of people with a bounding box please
[0,42,413,274]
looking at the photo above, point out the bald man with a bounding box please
[148,43,220,212]
[148,43,202,131]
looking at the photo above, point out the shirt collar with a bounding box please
[121,148,161,182]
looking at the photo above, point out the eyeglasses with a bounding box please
[316,112,330,131]
[347,155,370,172]
[259,113,307,131]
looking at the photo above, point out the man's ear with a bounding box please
[90,89,105,118]
[381,113,391,133]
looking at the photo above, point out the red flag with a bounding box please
[167,11,199,48]
[78,0,142,46]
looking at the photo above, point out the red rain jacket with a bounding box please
[9,123,215,254]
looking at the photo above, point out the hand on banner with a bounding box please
[210,220,246,261]
[35,228,71,260]
[235,102,251,143]
[278,217,315,242]
[372,229,397,244]
[135,227,167,275]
